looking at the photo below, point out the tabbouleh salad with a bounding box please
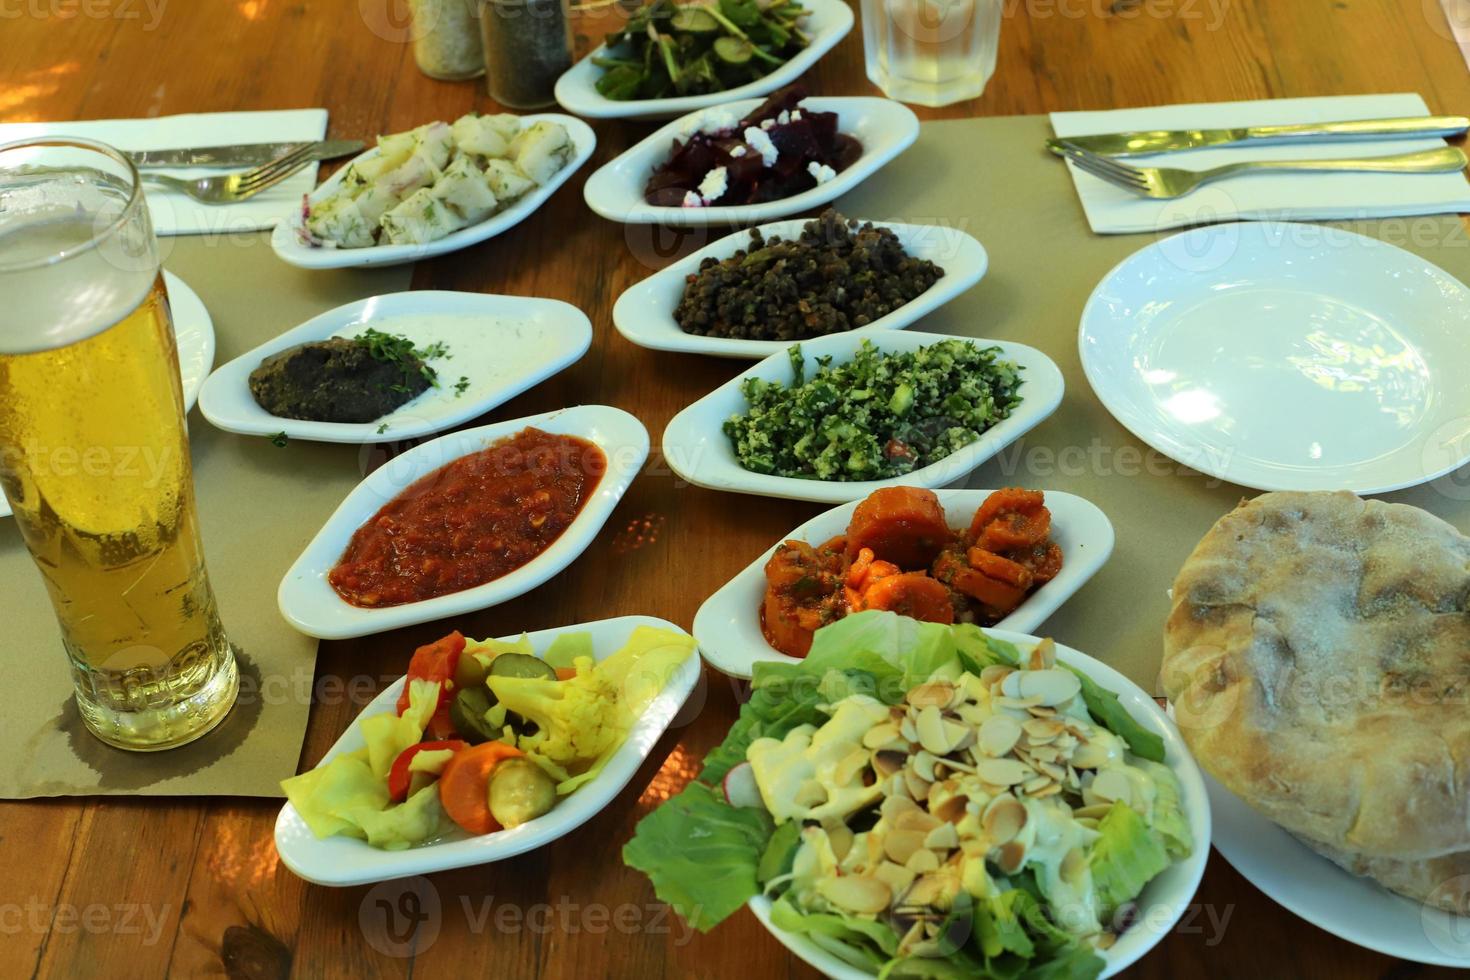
[723,340,1024,481]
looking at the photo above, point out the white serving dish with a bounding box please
[275,615,700,886]
[277,405,649,639]
[582,97,919,226]
[198,290,591,445]
[695,489,1114,679]
[1079,221,1470,494]
[270,114,596,269]
[0,270,213,521]
[662,330,1064,504]
[553,0,854,121]
[749,628,1212,979]
[613,218,988,359]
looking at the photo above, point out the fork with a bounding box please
[1053,140,1469,199]
[139,144,317,204]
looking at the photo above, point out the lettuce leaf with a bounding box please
[801,610,961,690]
[1063,665,1165,763]
[757,819,802,886]
[1132,758,1193,859]
[768,895,898,970]
[1088,801,1171,915]
[622,781,775,931]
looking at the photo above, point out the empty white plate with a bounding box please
[614,218,988,359]
[662,330,1064,504]
[750,628,1211,979]
[278,405,649,639]
[553,0,853,121]
[0,270,213,521]
[1080,221,1470,493]
[270,114,596,269]
[198,291,592,445]
[275,615,700,886]
[582,97,919,226]
[1205,771,1470,966]
[694,489,1114,679]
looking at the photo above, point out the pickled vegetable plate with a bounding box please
[274,616,700,886]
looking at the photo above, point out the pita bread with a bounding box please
[1163,491,1470,874]
[1298,836,1470,915]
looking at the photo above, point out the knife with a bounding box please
[1046,115,1470,158]
[125,139,365,169]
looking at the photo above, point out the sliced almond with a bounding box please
[915,705,956,756]
[982,795,1028,844]
[905,847,940,874]
[1060,846,1087,884]
[817,875,892,915]
[1027,746,1062,765]
[1021,774,1054,795]
[862,722,903,750]
[994,695,1044,710]
[995,839,1028,875]
[1022,718,1065,742]
[882,794,922,822]
[1005,668,1082,707]
[1092,770,1134,807]
[924,821,960,851]
[899,714,919,744]
[941,718,974,754]
[903,767,932,802]
[978,715,1023,758]
[834,746,869,786]
[1026,638,1058,670]
[884,829,927,865]
[907,680,957,710]
[1072,803,1113,820]
[976,757,1034,786]
[979,665,1014,689]
[1070,740,1114,770]
[1029,782,1062,799]
[872,860,917,898]
[903,871,960,909]
[894,808,942,835]
[932,793,968,825]
[827,823,855,862]
[873,749,907,778]
[911,750,939,783]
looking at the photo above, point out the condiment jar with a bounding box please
[409,0,486,81]
[479,0,572,109]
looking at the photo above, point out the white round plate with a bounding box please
[695,489,1114,679]
[748,628,1212,979]
[0,269,213,521]
[614,218,988,359]
[278,405,649,639]
[554,0,853,121]
[270,114,596,269]
[662,329,1064,504]
[1205,770,1470,967]
[582,97,919,227]
[275,615,700,886]
[1079,221,1470,494]
[198,290,592,445]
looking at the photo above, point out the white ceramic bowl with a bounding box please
[695,489,1115,679]
[582,97,919,227]
[614,218,988,359]
[662,330,1065,504]
[198,290,592,445]
[275,615,700,886]
[270,114,596,270]
[749,629,1212,979]
[277,405,649,639]
[553,0,854,121]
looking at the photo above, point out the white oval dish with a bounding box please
[270,113,596,270]
[1204,769,1470,967]
[748,628,1211,979]
[1079,221,1470,494]
[0,270,214,521]
[695,489,1114,679]
[277,405,649,639]
[275,615,700,886]
[553,0,853,121]
[662,330,1065,504]
[197,290,592,445]
[582,97,919,227]
[613,218,988,359]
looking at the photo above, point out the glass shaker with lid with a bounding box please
[480,0,573,109]
[410,0,486,81]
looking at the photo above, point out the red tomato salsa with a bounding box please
[329,428,606,607]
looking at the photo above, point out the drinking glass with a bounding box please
[861,0,1004,107]
[0,137,238,751]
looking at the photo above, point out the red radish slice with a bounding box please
[722,762,765,809]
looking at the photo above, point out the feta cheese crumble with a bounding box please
[681,108,737,137]
[681,190,703,208]
[743,126,779,167]
[729,145,748,157]
[807,161,836,184]
[697,166,729,203]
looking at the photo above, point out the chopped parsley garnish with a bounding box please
[269,431,289,448]
[454,376,470,397]
[355,329,449,388]
[377,422,390,435]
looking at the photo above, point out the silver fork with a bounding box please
[1054,140,1469,199]
[139,144,317,204]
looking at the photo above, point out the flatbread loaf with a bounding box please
[1162,491,1470,865]
[1298,836,1470,915]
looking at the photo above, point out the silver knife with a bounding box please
[1047,115,1470,158]
[125,139,365,169]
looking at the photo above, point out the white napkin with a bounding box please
[1050,94,1470,234]
[0,109,328,236]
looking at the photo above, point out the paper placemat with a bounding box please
[835,113,1470,692]
[1050,93,1470,234]
[0,234,411,798]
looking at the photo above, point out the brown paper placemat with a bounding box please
[837,113,1470,692]
[0,233,412,798]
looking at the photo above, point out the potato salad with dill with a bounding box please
[723,340,1023,481]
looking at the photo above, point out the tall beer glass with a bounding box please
[0,138,238,751]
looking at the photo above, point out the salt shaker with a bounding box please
[479,0,573,109]
[410,0,486,81]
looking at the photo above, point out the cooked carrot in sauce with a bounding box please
[329,428,605,608]
[760,486,1065,657]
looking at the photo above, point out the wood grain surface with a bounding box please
[3,0,1470,976]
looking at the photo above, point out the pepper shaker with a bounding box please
[479,0,573,109]
[409,0,486,80]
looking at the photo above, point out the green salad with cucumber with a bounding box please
[623,612,1192,979]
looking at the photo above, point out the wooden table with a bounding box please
[4,1,1470,976]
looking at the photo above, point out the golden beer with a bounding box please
[0,139,237,750]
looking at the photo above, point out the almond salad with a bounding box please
[624,612,1193,979]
